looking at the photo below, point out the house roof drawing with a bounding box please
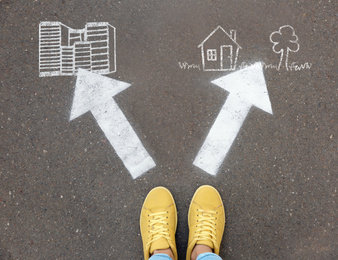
[198,26,242,49]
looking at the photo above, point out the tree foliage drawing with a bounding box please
[270,25,299,71]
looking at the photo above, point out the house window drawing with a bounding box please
[39,22,116,77]
[198,26,241,71]
[207,49,217,61]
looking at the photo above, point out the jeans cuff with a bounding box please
[196,252,222,260]
[149,253,173,260]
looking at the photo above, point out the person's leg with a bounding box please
[140,187,178,260]
[186,185,226,260]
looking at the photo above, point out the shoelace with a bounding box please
[193,209,218,247]
[146,211,171,247]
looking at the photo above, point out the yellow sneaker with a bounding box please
[140,187,178,260]
[186,185,225,260]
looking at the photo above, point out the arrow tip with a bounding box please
[212,62,273,115]
[70,69,131,121]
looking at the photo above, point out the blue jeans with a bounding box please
[149,252,222,260]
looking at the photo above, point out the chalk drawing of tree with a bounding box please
[270,25,299,70]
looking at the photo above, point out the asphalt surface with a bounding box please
[1,0,337,259]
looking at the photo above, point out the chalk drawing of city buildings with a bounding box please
[39,22,116,77]
[198,26,241,71]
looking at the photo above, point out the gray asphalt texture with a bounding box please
[1,0,337,259]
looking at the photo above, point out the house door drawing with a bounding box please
[220,45,233,70]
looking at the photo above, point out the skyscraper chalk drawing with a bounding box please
[39,22,116,77]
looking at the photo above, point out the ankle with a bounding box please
[191,244,213,260]
[153,248,174,259]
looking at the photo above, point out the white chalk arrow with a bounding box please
[70,69,156,179]
[193,62,273,175]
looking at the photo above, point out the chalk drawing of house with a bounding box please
[198,26,241,71]
[39,22,116,77]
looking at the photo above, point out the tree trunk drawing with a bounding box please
[284,48,290,71]
[277,49,284,71]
